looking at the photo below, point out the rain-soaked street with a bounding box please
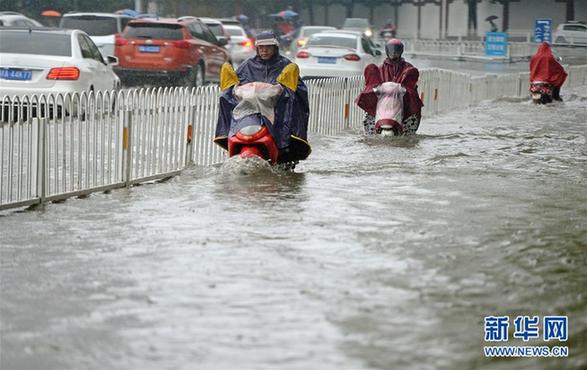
[1,61,587,369]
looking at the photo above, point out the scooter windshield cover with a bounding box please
[375,82,405,125]
[233,82,283,124]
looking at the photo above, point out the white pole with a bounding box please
[135,0,143,13]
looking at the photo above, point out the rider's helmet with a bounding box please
[255,31,280,48]
[385,38,404,58]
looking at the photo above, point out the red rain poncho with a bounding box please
[530,42,567,89]
[355,58,423,118]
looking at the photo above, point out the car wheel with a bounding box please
[185,64,204,88]
[194,64,205,87]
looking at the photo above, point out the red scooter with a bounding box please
[227,82,282,164]
[529,81,554,104]
[373,81,406,136]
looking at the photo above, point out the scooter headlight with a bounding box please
[365,29,372,38]
[239,125,263,136]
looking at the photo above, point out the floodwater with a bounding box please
[1,86,587,369]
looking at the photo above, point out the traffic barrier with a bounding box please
[1,65,587,211]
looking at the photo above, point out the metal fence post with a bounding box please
[343,77,350,129]
[36,117,47,205]
[186,105,196,166]
[123,109,132,187]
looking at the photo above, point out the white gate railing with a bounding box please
[2,65,587,211]
[405,40,535,60]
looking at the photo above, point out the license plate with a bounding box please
[0,68,32,81]
[317,57,336,64]
[138,45,160,53]
[532,93,541,99]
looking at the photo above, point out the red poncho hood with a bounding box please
[530,42,567,88]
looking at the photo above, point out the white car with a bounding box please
[60,12,134,58]
[0,11,44,27]
[0,28,120,100]
[554,22,587,45]
[295,31,381,79]
[289,25,336,55]
[223,24,255,66]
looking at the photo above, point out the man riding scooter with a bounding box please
[214,31,311,166]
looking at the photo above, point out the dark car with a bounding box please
[114,17,229,86]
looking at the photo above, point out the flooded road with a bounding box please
[1,83,586,369]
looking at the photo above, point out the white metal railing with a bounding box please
[406,40,534,60]
[2,65,587,211]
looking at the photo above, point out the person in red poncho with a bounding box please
[530,42,567,101]
[355,39,423,135]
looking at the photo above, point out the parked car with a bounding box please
[289,25,336,55]
[216,17,255,40]
[60,12,134,59]
[295,31,381,79]
[113,17,229,86]
[0,11,44,27]
[215,18,241,27]
[198,17,231,45]
[0,28,120,119]
[342,18,373,39]
[222,24,255,66]
[554,21,587,45]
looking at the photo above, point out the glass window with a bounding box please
[77,34,94,59]
[123,23,184,40]
[306,35,358,50]
[361,37,374,55]
[302,27,334,37]
[61,16,118,36]
[226,27,244,36]
[0,30,71,56]
[13,19,29,27]
[206,23,224,37]
[201,23,218,43]
[343,19,369,28]
[83,34,105,63]
[563,25,587,32]
[120,17,133,31]
[187,21,204,40]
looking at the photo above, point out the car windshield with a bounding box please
[0,31,71,56]
[226,27,244,36]
[61,16,118,36]
[206,23,223,37]
[124,23,183,40]
[344,19,368,28]
[306,35,357,50]
[302,28,334,37]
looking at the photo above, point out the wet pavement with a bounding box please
[1,66,587,369]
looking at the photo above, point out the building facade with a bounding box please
[299,0,587,40]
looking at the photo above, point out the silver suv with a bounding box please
[60,12,134,58]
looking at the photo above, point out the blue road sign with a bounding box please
[485,32,508,57]
[534,18,552,43]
